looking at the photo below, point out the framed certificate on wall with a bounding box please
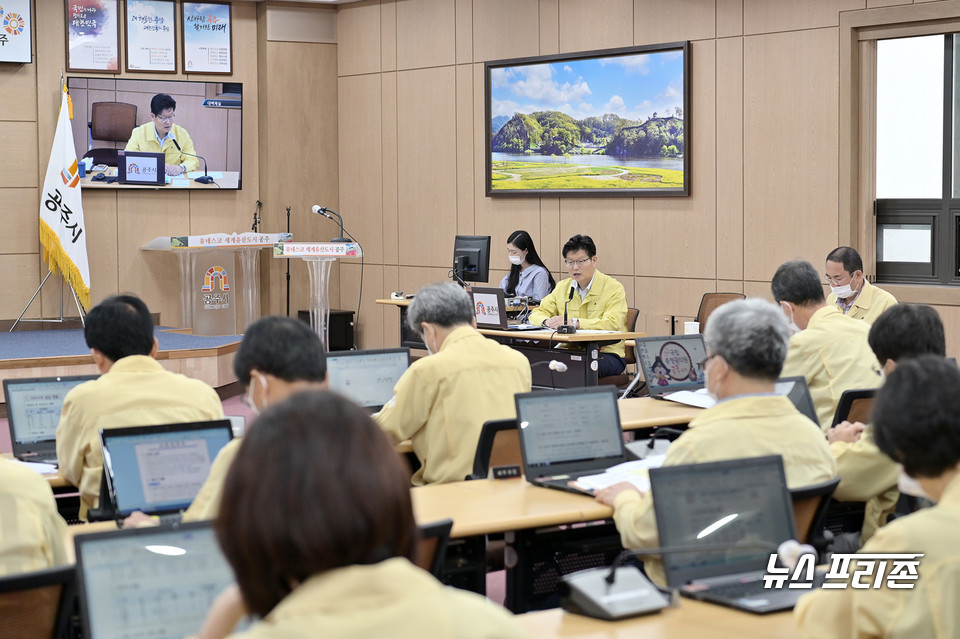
[66,0,120,72]
[182,1,231,75]
[125,0,176,73]
[0,0,33,63]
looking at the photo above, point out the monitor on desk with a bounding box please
[453,235,491,284]
[117,151,165,186]
[326,348,411,412]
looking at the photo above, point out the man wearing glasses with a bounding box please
[125,93,199,176]
[824,246,898,324]
[528,234,628,376]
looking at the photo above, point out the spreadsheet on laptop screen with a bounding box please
[326,349,409,409]
[6,377,94,444]
[516,389,623,468]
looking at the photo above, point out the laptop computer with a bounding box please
[75,521,238,639]
[99,420,233,518]
[651,455,821,614]
[326,348,411,412]
[3,374,99,465]
[516,386,631,495]
[470,286,540,331]
[635,335,708,399]
[117,150,166,186]
[775,376,819,425]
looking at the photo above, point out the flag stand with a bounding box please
[9,271,86,332]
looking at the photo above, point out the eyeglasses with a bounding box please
[563,258,591,268]
[156,114,176,123]
[698,353,719,368]
[824,271,857,285]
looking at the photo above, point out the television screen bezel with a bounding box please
[485,42,689,198]
[453,235,491,284]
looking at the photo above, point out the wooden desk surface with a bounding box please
[516,601,799,638]
[63,520,117,563]
[411,478,611,538]
[478,328,645,344]
[80,170,239,189]
[1,453,69,488]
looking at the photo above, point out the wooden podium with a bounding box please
[142,232,291,336]
[273,242,362,350]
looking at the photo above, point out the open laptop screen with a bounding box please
[117,150,165,185]
[469,286,508,329]
[4,375,98,446]
[100,421,233,517]
[516,386,624,471]
[75,522,236,639]
[650,455,797,589]
[326,348,411,411]
[636,335,708,397]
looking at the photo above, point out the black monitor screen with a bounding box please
[453,235,491,283]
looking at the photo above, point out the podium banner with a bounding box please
[273,242,361,258]
[167,232,292,248]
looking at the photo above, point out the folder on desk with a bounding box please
[515,386,631,495]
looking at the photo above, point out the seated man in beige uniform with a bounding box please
[772,259,883,430]
[825,246,897,324]
[124,315,328,527]
[796,356,960,638]
[0,456,67,576]
[595,298,837,587]
[827,304,946,545]
[375,282,532,485]
[56,295,224,520]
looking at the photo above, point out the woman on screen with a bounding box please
[500,230,555,302]
[198,391,527,639]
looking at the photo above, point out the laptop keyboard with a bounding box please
[699,571,825,599]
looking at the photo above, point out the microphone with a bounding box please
[558,284,577,334]
[529,360,568,373]
[311,205,349,242]
[171,139,213,184]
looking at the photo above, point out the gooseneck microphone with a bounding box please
[558,284,577,334]
[311,205,349,242]
[171,139,213,184]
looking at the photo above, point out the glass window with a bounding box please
[877,223,932,263]
[876,35,943,199]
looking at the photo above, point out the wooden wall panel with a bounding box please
[634,40,717,280]
[539,198,563,282]
[396,0,457,70]
[743,280,774,301]
[82,190,120,306]
[558,0,634,53]
[337,0,382,76]
[1,189,40,253]
[396,67,458,268]
[635,0,716,44]
[635,276,717,336]
[381,0,397,72]
[718,0,744,37]
[0,122,39,188]
[743,0,863,34]
[341,263,384,349]
[0,256,42,320]
[0,62,36,121]
[339,74,384,263]
[472,0,541,63]
[716,36,744,280]
[743,28,839,282]
[457,64,476,234]
[539,0,560,56]
[381,72,400,265]
[382,264,400,344]
[558,199,634,278]
[398,266,460,296]
[456,0,473,64]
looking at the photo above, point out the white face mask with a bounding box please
[831,283,854,299]
[780,302,800,336]
[508,254,524,266]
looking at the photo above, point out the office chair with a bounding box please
[416,518,454,578]
[598,307,640,394]
[830,388,877,428]
[82,101,138,167]
[790,476,841,557]
[695,292,745,332]
[466,419,519,480]
[0,565,77,639]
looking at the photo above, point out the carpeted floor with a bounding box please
[0,328,242,361]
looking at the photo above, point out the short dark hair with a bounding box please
[562,234,597,258]
[232,316,326,386]
[825,246,863,274]
[150,93,176,116]
[771,259,825,306]
[873,356,960,478]
[84,295,154,362]
[868,304,945,366]
[216,391,418,617]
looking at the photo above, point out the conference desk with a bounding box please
[79,169,239,189]
[516,601,800,639]
[1,453,68,488]
[376,298,644,387]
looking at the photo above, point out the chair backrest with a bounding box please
[830,388,877,428]
[416,518,453,578]
[695,292,745,331]
[0,565,76,639]
[790,476,841,546]
[89,102,138,144]
[467,419,519,480]
[623,307,639,364]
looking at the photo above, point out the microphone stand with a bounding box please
[251,200,262,232]
[285,206,291,317]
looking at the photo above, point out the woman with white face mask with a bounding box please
[499,230,555,302]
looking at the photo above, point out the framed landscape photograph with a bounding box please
[485,42,689,197]
[125,0,176,73]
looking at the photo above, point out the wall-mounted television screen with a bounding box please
[485,42,688,197]
[66,77,242,190]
